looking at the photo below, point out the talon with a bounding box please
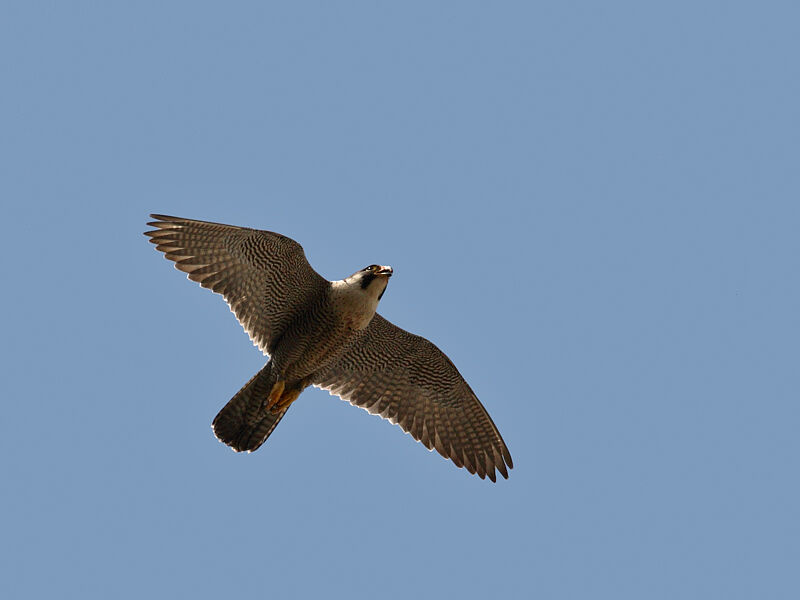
[272,389,301,412]
[265,380,286,410]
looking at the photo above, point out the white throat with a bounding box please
[330,278,385,330]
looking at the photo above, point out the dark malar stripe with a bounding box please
[360,273,376,289]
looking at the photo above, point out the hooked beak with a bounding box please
[377,265,393,277]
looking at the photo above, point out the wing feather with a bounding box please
[145,214,327,354]
[313,315,513,481]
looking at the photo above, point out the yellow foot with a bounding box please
[272,389,302,412]
[265,380,286,411]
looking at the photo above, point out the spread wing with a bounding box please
[145,214,327,354]
[312,315,513,482]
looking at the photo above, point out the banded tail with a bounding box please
[212,363,289,452]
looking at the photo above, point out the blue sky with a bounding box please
[2,2,798,598]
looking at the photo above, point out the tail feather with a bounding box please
[212,363,288,452]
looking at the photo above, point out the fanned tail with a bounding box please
[212,362,289,452]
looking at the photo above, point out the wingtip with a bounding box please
[503,447,514,470]
[146,214,184,229]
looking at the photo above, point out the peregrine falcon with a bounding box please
[145,215,513,481]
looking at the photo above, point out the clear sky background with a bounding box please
[2,2,798,599]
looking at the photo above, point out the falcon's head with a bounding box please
[347,264,393,301]
[333,264,393,329]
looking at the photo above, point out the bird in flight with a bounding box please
[145,215,512,481]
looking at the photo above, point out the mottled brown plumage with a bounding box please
[145,214,512,481]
